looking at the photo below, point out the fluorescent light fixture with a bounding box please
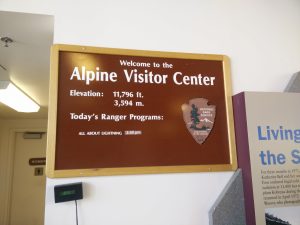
[0,81,40,112]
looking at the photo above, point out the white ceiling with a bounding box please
[0,11,54,119]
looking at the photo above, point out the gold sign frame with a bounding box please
[46,44,237,178]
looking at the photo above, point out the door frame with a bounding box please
[2,127,47,225]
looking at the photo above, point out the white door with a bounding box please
[9,132,47,225]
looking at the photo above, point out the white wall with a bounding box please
[1,1,300,225]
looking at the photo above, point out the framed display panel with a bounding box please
[46,44,237,178]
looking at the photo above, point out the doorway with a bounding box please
[9,132,47,225]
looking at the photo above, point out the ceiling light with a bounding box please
[0,81,40,112]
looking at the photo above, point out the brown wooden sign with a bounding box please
[29,157,46,166]
[46,44,237,178]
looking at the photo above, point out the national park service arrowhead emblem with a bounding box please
[182,98,216,144]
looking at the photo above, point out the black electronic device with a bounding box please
[54,182,83,203]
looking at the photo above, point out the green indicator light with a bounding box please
[59,190,76,197]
